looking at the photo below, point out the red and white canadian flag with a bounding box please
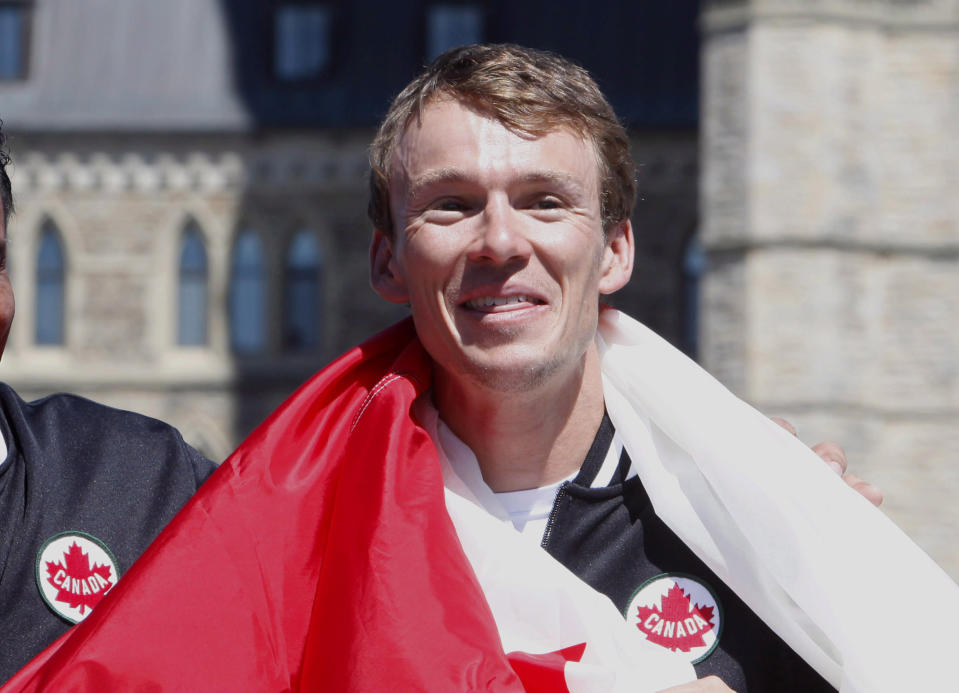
[3,320,693,692]
[7,311,956,692]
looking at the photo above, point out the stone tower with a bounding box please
[701,0,959,576]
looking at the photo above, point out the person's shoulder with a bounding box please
[20,389,171,433]
[0,380,23,404]
[1,385,217,483]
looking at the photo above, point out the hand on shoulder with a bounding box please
[771,417,883,506]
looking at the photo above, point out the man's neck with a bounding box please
[434,345,606,493]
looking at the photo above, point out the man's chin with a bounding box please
[456,357,563,394]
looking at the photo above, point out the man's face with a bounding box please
[0,205,14,360]
[371,98,632,391]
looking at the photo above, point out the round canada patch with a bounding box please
[35,532,119,624]
[625,573,722,664]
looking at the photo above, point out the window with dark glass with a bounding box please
[426,4,483,61]
[274,3,332,81]
[0,2,29,81]
[35,221,64,345]
[177,223,208,346]
[284,230,322,350]
[229,229,266,354]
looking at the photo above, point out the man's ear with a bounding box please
[598,219,635,295]
[369,228,410,304]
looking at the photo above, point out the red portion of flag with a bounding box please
[508,643,587,693]
[3,320,545,691]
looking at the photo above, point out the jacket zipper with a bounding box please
[540,481,570,549]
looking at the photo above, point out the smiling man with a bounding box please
[5,45,956,693]
[365,47,831,691]
[371,97,622,493]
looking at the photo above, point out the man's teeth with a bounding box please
[467,295,533,308]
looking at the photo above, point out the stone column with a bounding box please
[700,0,959,577]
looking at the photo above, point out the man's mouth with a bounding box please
[463,295,544,311]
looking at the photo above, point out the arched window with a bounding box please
[284,230,322,350]
[35,221,65,345]
[177,222,208,346]
[229,229,266,354]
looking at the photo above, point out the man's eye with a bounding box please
[535,197,562,210]
[436,200,466,212]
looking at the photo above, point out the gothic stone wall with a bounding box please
[3,131,408,460]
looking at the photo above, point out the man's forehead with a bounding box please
[397,96,590,152]
[389,100,601,191]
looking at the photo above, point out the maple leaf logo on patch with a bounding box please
[635,582,716,652]
[45,541,115,614]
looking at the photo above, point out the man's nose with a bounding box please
[467,197,530,265]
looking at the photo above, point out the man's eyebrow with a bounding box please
[406,168,471,202]
[518,170,583,190]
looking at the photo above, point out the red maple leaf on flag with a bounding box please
[45,542,115,614]
[635,582,715,652]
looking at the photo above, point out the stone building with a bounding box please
[700,0,959,577]
[0,1,698,456]
[1,0,956,578]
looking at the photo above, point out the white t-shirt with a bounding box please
[495,476,573,541]
[424,400,626,543]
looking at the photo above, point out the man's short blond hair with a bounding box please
[368,43,635,236]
